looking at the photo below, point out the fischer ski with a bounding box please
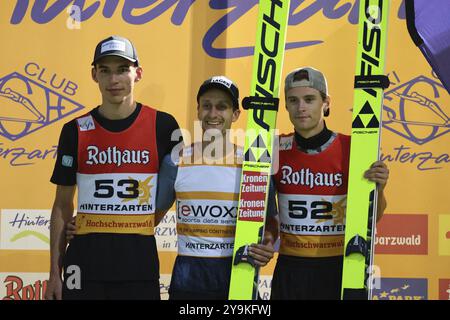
[341,0,390,300]
[228,0,290,300]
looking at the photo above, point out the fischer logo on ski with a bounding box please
[228,0,290,300]
[341,0,390,300]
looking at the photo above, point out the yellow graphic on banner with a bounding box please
[438,215,450,256]
[10,231,49,244]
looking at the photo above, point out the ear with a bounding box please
[91,67,98,83]
[231,109,241,123]
[135,66,143,82]
[196,104,201,120]
[323,95,330,117]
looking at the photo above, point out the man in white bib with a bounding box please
[155,76,278,300]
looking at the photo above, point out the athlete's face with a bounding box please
[197,88,240,135]
[92,56,142,106]
[285,86,330,138]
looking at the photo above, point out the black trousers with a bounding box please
[271,255,343,300]
[62,280,161,300]
[169,289,263,300]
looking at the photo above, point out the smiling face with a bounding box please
[91,55,142,106]
[285,86,330,138]
[197,88,240,135]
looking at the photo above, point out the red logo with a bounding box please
[375,214,428,255]
[238,171,268,222]
[2,275,48,300]
[439,279,450,300]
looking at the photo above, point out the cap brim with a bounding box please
[92,53,138,65]
[198,83,238,108]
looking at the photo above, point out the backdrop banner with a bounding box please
[0,0,448,300]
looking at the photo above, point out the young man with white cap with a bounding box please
[271,67,389,299]
[155,76,278,299]
[45,36,180,300]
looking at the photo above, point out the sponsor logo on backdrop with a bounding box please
[438,279,450,300]
[258,275,272,300]
[0,63,85,166]
[438,214,450,256]
[154,210,177,252]
[372,278,427,300]
[0,209,50,250]
[384,72,449,145]
[380,71,450,171]
[374,214,427,255]
[0,63,84,141]
[159,274,171,300]
[1,273,48,300]
[8,1,407,58]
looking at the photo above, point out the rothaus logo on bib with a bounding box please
[86,146,150,167]
[279,165,343,189]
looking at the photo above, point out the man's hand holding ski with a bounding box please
[364,161,389,221]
